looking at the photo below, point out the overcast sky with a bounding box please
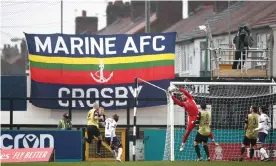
[0,0,188,49]
[0,0,110,48]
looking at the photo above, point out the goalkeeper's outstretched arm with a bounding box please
[170,92,185,107]
[178,88,193,99]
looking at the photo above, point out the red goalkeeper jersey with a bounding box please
[171,88,199,116]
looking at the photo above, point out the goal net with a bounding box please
[164,82,276,161]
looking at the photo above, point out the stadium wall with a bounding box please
[144,129,276,161]
[1,76,185,125]
[1,76,27,111]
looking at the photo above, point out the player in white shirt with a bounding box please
[105,114,123,162]
[254,106,271,161]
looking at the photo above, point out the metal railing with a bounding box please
[210,47,271,79]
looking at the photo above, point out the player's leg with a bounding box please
[83,125,94,144]
[113,137,123,162]
[95,127,102,156]
[209,132,218,145]
[257,132,269,161]
[249,139,257,160]
[105,137,117,159]
[201,135,210,161]
[180,116,196,151]
[194,132,203,161]
[82,126,89,144]
[209,132,214,140]
[239,136,250,161]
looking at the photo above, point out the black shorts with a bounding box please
[87,125,100,141]
[243,136,257,146]
[105,137,122,150]
[257,132,267,144]
[195,132,209,143]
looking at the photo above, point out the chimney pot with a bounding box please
[82,10,87,17]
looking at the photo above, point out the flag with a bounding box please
[25,32,176,110]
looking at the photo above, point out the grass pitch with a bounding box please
[2,161,276,166]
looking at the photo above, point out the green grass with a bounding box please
[2,161,276,166]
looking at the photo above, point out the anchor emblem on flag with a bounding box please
[90,60,113,83]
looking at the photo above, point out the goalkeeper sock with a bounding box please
[260,147,269,159]
[203,145,210,158]
[118,147,123,159]
[249,148,254,159]
[240,147,245,155]
[209,132,214,141]
[97,140,102,154]
[182,129,192,143]
[194,145,201,159]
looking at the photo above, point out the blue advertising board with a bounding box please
[0,130,83,162]
[1,75,27,111]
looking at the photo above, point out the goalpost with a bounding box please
[164,81,276,161]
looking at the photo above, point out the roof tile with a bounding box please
[164,1,276,41]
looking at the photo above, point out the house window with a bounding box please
[200,41,210,72]
[256,34,267,66]
[181,45,186,72]
[186,45,189,71]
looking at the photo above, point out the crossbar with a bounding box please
[137,77,167,92]
[171,82,276,86]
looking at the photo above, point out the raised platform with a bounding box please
[212,69,268,78]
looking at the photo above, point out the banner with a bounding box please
[0,148,53,163]
[0,130,82,161]
[173,129,276,161]
[25,32,176,110]
[208,143,276,161]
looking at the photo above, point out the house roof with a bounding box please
[252,11,276,29]
[163,5,214,41]
[211,1,276,35]
[164,1,276,42]
[97,13,157,35]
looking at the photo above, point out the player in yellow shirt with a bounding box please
[193,101,211,161]
[82,102,104,156]
[239,106,259,161]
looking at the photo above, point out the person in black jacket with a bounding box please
[232,25,253,69]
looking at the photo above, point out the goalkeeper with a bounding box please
[169,86,217,151]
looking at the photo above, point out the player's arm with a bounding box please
[178,88,193,99]
[193,111,201,125]
[244,114,249,131]
[209,112,212,126]
[265,115,271,130]
[87,111,92,120]
[110,124,116,142]
[93,111,102,120]
[254,115,264,131]
[170,94,185,107]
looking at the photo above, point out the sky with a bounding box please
[0,0,188,50]
[0,0,109,48]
